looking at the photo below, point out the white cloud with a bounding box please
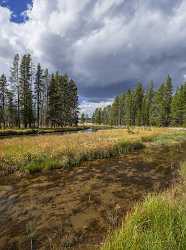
[80,98,113,116]
[0,7,26,73]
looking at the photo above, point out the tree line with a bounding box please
[0,54,79,128]
[92,75,186,127]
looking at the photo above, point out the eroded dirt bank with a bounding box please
[0,142,186,250]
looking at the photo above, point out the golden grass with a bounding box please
[0,127,171,173]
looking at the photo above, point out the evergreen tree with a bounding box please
[171,83,186,126]
[34,63,44,127]
[111,96,122,126]
[134,82,144,126]
[125,89,134,126]
[19,54,33,128]
[6,90,17,127]
[143,81,154,126]
[0,54,80,129]
[48,74,59,127]
[0,74,8,128]
[42,69,50,127]
[155,76,173,127]
[91,76,184,128]
[47,73,79,127]
[81,113,86,124]
[68,79,79,126]
[164,75,173,126]
[10,54,20,127]
[94,108,102,124]
[92,112,96,124]
[102,106,112,125]
[60,74,68,126]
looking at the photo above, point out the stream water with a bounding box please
[0,142,186,250]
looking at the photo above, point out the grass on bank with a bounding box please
[101,161,186,250]
[0,124,116,137]
[0,128,185,174]
[142,129,186,145]
[0,126,90,137]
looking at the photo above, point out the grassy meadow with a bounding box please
[0,127,186,174]
[101,161,186,250]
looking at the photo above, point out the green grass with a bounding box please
[24,158,64,173]
[101,162,186,250]
[145,130,186,145]
[23,141,144,173]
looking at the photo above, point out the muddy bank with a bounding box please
[0,126,90,139]
[0,142,186,250]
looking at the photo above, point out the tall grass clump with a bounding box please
[101,162,186,250]
[149,130,186,145]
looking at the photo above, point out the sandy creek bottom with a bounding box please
[0,142,186,250]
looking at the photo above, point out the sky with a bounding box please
[0,0,32,22]
[0,0,186,114]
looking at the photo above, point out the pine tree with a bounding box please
[10,54,20,127]
[0,54,80,129]
[143,81,154,126]
[155,76,173,127]
[19,54,33,128]
[125,89,134,126]
[34,63,44,128]
[92,112,96,124]
[68,79,79,126]
[164,75,173,126]
[111,96,123,126]
[119,94,126,126]
[94,108,102,124]
[0,74,8,128]
[134,83,144,126]
[48,74,59,127]
[81,113,85,124]
[48,73,79,127]
[102,105,112,125]
[171,83,186,126]
[42,69,50,127]
[6,90,17,128]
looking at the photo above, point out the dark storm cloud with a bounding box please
[79,80,137,99]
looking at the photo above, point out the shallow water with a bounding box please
[0,142,186,250]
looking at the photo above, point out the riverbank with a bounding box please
[0,128,186,175]
[0,126,90,137]
[101,162,186,250]
[0,125,119,138]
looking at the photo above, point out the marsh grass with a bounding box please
[23,141,144,173]
[101,162,186,250]
[147,130,186,144]
[0,128,185,174]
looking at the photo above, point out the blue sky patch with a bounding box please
[0,0,32,23]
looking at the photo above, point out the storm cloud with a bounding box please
[0,0,186,112]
